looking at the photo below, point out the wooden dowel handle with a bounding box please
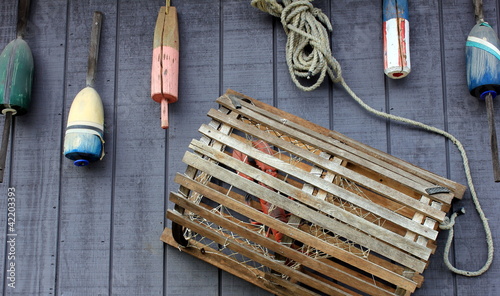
[161,99,169,129]
[86,11,103,88]
[473,0,484,23]
[0,112,13,183]
[485,93,500,182]
[16,0,31,38]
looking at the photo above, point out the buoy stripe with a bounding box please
[67,120,103,129]
[65,128,102,138]
[466,36,500,61]
[66,124,103,135]
[65,122,104,140]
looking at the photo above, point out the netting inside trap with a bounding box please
[164,91,465,296]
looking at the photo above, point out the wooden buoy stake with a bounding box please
[0,0,34,182]
[63,12,105,166]
[466,0,500,182]
[383,0,410,79]
[151,0,179,129]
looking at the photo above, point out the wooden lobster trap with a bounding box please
[161,90,466,296]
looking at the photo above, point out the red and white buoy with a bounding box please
[383,0,410,79]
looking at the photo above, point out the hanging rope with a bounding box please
[252,0,341,91]
[251,0,494,276]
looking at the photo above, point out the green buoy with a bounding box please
[0,0,34,182]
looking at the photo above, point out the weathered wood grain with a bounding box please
[110,1,165,295]
[161,228,318,296]
[173,172,419,292]
[217,92,466,197]
[204,107,448,222]
[181,148,429,272]
[330,0,387,152]
[169,192,403,296]
[196,124,440,241]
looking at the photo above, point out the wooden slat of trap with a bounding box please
[198,123,439,241]
[201,111,443,246]
[210,98,457,248]
[173,173,419,292]
[178,107,234,198]
[395,196,444,295]
[278,151,338,283]
[181,149,428,272]
[178,105,236,198]
[160,228,319,296]
[211,100,453,209]
[206,107,447,223]
[186,140,432,264]
[223,132,437,238]
[173,106,236,245]
[221,91,466,198]
[169,193,404,296]
[167,210,354,296]
[297,224,424,287]
[189,138,432,258]
[218,92,466,200]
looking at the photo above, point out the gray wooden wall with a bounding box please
[0,0,498,295]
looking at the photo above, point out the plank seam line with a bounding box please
[108,2,120,295]
[54,1,72,295]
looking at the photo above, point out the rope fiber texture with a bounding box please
[251,0,493,276]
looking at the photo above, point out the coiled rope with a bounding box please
[251,0,494,276]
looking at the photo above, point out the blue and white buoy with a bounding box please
[466,16,500,181]
[63,12,105,167]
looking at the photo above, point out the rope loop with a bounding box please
[439,208,465,230]
[251,0,283,17]
[252,0,341,91]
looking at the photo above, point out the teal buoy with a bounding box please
[466,0,500,182]
[0,37,33,116]
[0,0,33,182]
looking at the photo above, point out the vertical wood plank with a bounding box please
[164,1,221,295]
[384,1,454,295]
[0,0,17,293]
[220,1,274,295]
[57,1,117,295]
[387,0,447,175]
[2,0,68,294]
[442,0,500,295]
[330,0,388,151]
[0,1,22,294]
[276,1,331,133]
[110,1,165,295]
[222,0,274,100]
